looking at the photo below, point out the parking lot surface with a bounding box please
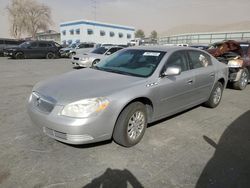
[0,57,250,188]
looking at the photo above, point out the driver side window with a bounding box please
[166,51,189,72]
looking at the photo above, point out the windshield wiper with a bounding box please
[101,68,137,76]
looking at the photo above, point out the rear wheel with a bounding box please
[204,82,223,108]
[233,68,249,90]
[15,52,24,59]
[46,52,56,59]
[113,102,147,147]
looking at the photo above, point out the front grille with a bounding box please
[32,92,56,113]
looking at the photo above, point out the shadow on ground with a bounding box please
[83,168,144,188]
[196,110,250,188]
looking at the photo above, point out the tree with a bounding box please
[7,0,52,39]
[135,29,145,39]
[150,30,158,39]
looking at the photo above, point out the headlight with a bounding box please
[228,59,243,68]
[60,97,109,118]
[80,57,90,61]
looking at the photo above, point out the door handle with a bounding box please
[187,79,193,84]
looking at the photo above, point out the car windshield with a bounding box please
[91,47,109,54]
[19,42,31,48]
[94,49,166,77]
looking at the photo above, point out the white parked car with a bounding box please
[71,46,123,67]
[69,42,97,57]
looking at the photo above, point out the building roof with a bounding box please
[60,19,135,31]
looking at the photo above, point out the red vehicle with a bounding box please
[208,40,250,90]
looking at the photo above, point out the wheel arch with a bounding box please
[114,97,154,128]
[217,77,226,88]
[15,51,25,58]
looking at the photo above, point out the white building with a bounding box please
[60,19,135,45]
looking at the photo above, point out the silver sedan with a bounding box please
[27,46,228,147]
[71,46,123,68]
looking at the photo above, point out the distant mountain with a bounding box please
[160,21,250,36]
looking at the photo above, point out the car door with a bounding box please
[37,42,49,58]
[187,50,215,102]
[156,50,197,118]
[26,42,39,58]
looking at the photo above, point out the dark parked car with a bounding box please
[0,38,25,56]
[207,40,250,90]
[4,41,62,59]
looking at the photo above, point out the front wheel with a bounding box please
[15,52,24,59]
[113,102,147,147]
[232,68,249,90]
[91,59,100,67]
[46,52,56,59]
[204,82,223,108]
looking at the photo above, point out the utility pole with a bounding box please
[91,0,97,21]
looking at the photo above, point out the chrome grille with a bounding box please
[32,92,56,113]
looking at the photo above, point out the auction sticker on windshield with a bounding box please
[143,52,161,56]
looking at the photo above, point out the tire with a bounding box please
[204,82,223,108]
[113,102,147,147]
[232,68,249,90]
[46,52,56,59]
[69,52,75,59]
[15,52,24,59]
[92,59,100,67]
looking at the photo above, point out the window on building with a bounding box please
[87,29,94,35]
[110,31,115,37]
[75,29,80,35]
[119,33,123,38]
[100,30,106,36]
[62,30,66,35]
[70,29,74,35]
[127,34,131,39]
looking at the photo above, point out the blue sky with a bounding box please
[1,0,250,38]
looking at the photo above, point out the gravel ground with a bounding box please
[0,57,250,188]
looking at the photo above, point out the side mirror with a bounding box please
[162,66,181,77]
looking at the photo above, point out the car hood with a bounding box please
[33,68,146,105]
[4,46,20,51]
[60,47,72,51]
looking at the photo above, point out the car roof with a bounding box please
[126,45,199,53]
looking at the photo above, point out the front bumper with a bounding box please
[3,51,15,57]
[71,58,92,68]
[228,67,242,82]
[27,97,115,145]
[59,51,70,58]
